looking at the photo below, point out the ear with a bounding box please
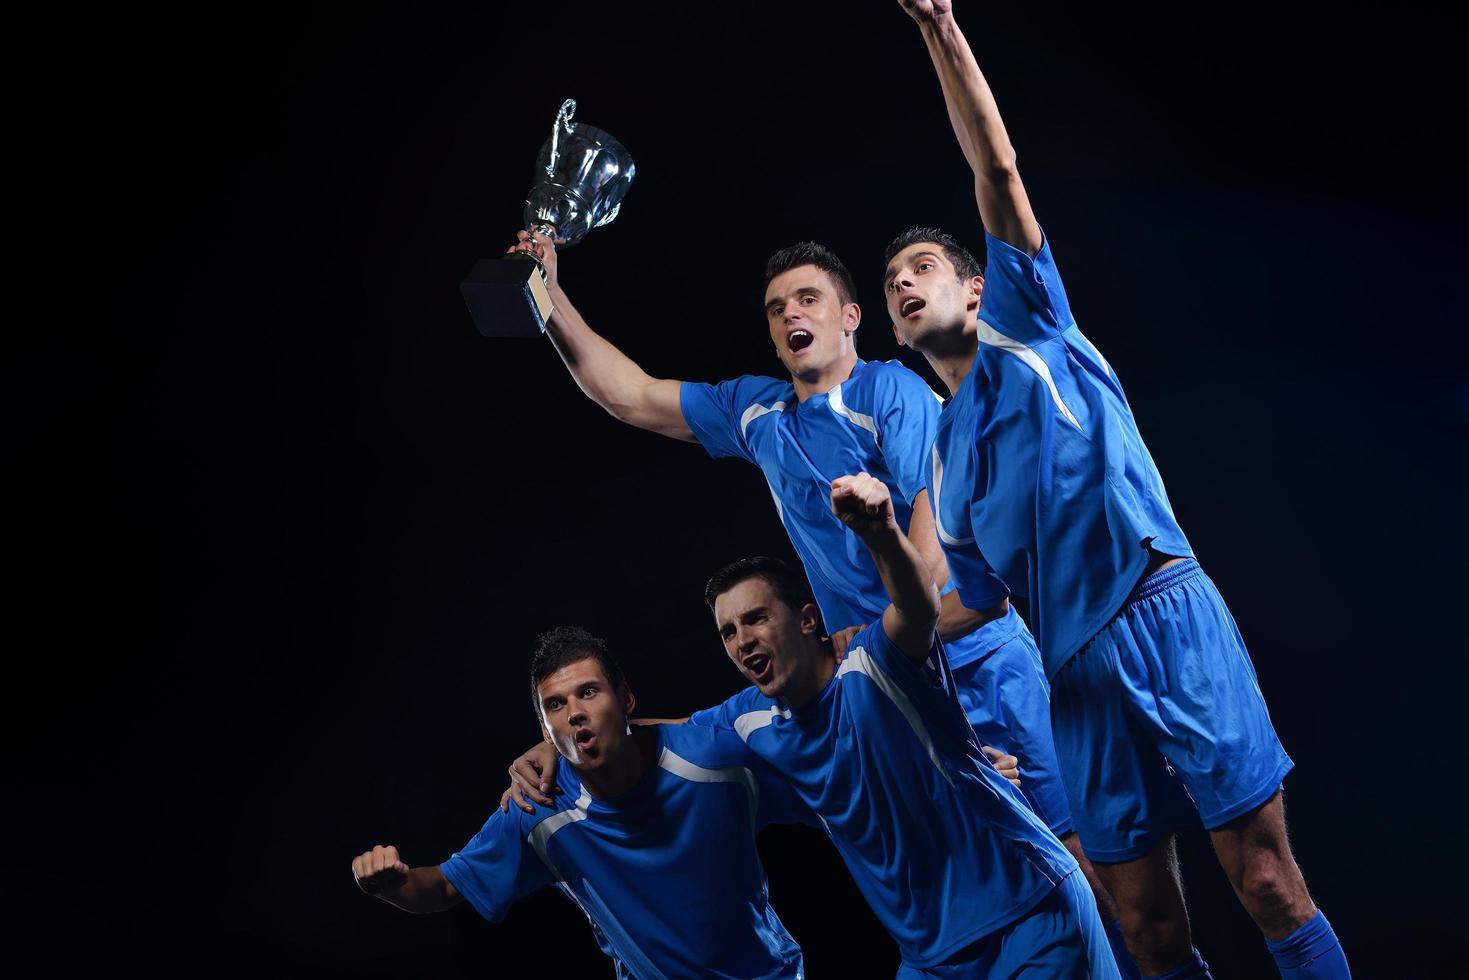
[799,602,822,636]
[619,682,636,720]
[967,274,984,313]
[843,301,861,335]
[891,320,907,348]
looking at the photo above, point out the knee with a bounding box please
[1237,861,1296,918]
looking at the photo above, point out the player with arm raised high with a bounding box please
[882,2,1348,978]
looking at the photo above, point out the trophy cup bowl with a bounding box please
[461,100,635,338]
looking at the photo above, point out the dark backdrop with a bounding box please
[19,2,1465,976]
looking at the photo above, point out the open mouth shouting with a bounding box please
[742,651,775,686]
[786,328,815,354]
[899,296,927,320]
[573,728,598,752]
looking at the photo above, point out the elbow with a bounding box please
[979,150,1020,186]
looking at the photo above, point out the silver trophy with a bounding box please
[461,99,636,337]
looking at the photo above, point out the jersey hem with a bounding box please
[895,875,1064,969]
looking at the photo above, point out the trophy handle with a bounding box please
[544,99,578,180]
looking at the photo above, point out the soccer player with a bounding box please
[507,224,1084,870]
[349,626,809,979]
[504,475,1119,976]
[880,2,1349,977]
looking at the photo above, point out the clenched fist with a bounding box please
[351,844,410,896]
[831,473,899,539]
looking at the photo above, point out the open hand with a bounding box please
[499,740,562,814]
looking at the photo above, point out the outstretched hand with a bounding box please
[897,0,953,23]
[831,473,899,539]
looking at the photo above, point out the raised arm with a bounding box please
[510,230,693,441]
[898,1,1042,257]
[831,473,941,664]
[351,845,463,914]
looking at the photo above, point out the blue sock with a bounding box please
[1144,947,1211,980]
[1106,918,1144,979]
[1265,910,1350,979]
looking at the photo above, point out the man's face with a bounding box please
[536,658,634,771]
[883,243,982,349]
[712,576,821,702]
[764,265,860,381]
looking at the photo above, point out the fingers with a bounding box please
[353,845,404,893]
[830,473,891,518]
[510,762,555,808]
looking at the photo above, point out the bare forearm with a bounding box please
[375,867,461,914]
[917,13,1040,254]
[545,286,692,440]
[865,527,941,636]
[937,591,1009,643]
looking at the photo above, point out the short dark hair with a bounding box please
[882,226,982,282]
[704,557,818,622]
[763,242,858,307]
[529,626,627,711]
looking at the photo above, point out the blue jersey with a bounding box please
[682,358,1010,668]
[688,623,1076,968]
[930,231,1194,678]
[440,724,809,980]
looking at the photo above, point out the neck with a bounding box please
[790,352,858,402]
[781,639,840,709]
[575,725,656,799]
[917,320,979,396]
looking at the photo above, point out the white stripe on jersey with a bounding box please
[837,645,954,786]
[975,318,1083,429]
[658,746,761,826]
[826,383,879,447]
[734,705,792,743]
[739,400,787,438]
[930,444,974,546]
[527,786,592,881]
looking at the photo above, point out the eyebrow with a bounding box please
[765,286,824,314]
[884,251,942,284]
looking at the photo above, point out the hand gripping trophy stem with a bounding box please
[460,99,636,337]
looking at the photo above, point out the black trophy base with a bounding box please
[460,256,554,338]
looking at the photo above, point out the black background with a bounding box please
[19,1,1466,976]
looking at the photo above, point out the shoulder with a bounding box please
[853,359,940,402]
[690,686,779,735]
[660,722,759,768]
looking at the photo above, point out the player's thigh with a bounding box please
[1117,564,1293,830]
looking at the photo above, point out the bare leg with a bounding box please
[1061,830,1121,923]
[1208,788,1316,940]
[1091,834,1195,976]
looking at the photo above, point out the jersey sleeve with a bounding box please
[680,379,757,463]
[977,228,1076,347]
[439,809,553,923]
[943,537,1012,611]
[872,362,942,505]
[687,686,762,731]
[856,620,951,695]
